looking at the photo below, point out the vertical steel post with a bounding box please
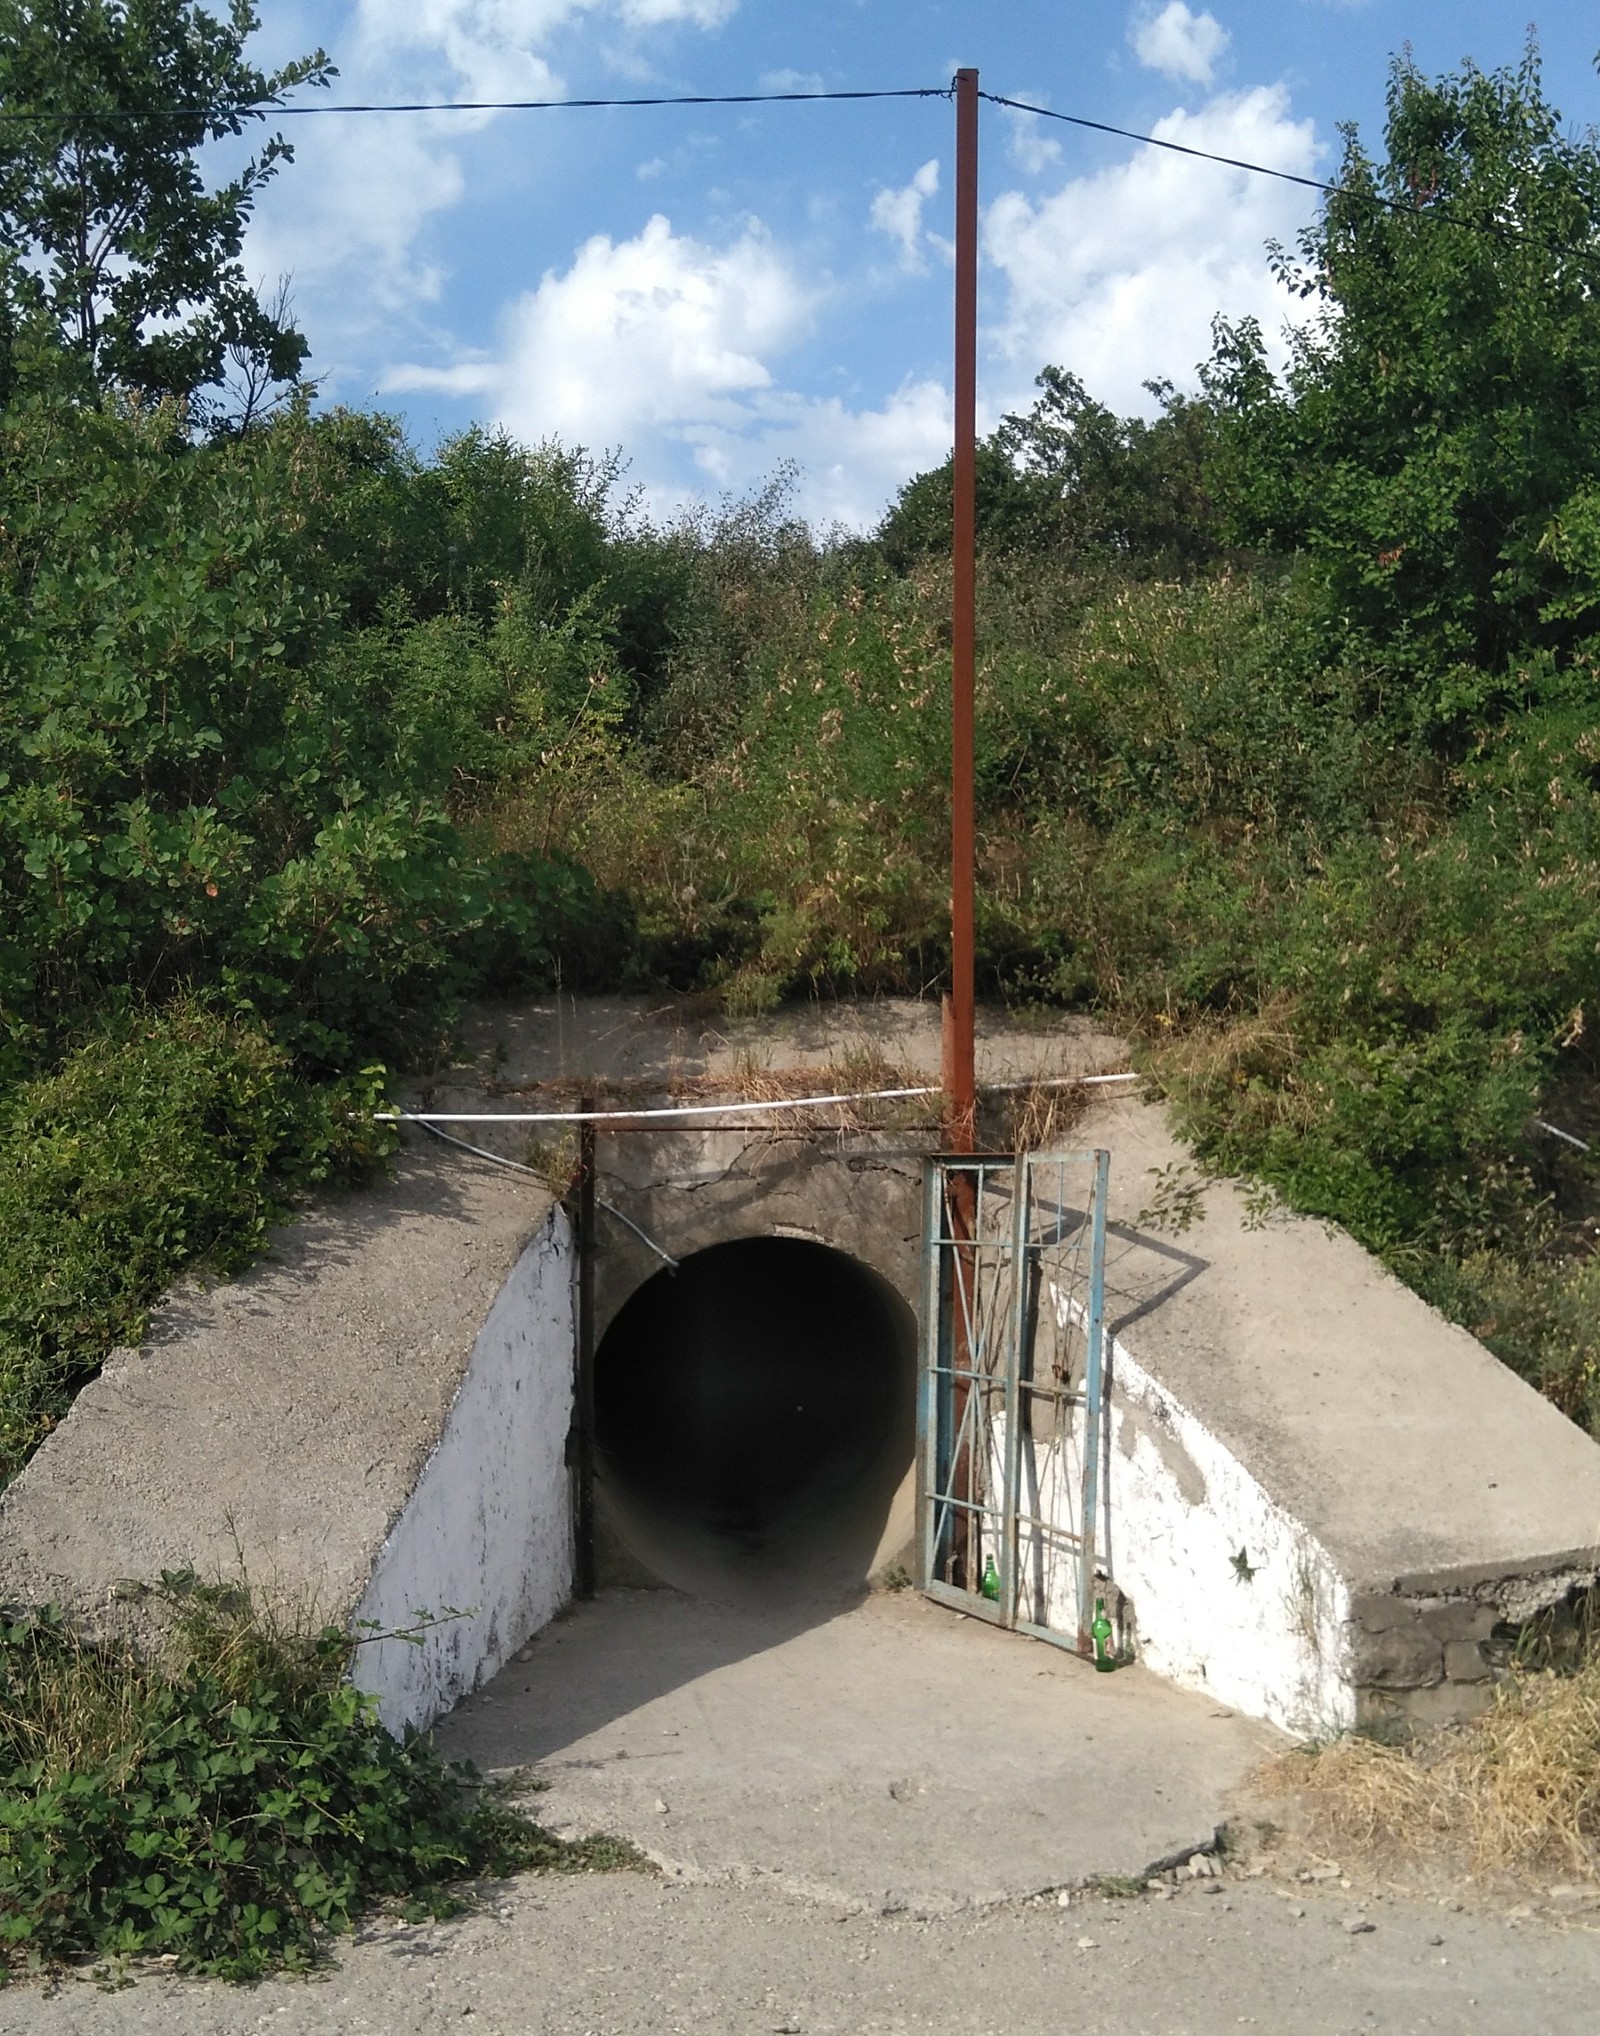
[574,1104,597,1600]
[946,64,979,1156]
[999,1153,1032,1627]
[917,1160,942,1589]
[1075,1147,1111,1650]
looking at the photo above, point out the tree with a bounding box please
[1203,44,1600,708]
[993,367,1220,571]
[876,369,1220,575]
[0,0,331,408]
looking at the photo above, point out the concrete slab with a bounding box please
[442,992,1128,1095]
[0,1147,576,1729]
[1086,1088,1600,1593]
[1077,1088,1600,1726]
[435,1586,1280,1913]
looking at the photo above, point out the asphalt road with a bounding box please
[3,1868,1597,2036]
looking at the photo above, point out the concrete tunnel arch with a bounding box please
[594,1236,918,1596]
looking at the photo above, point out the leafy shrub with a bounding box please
[0,1007,391,1484]
[0,393,624,1067]
[0,1578,636,1981]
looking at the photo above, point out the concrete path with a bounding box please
[433,1587,1280,1911]
[5,1871,1599,2034]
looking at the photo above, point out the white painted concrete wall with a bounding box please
[1103,1339,1353,1737]
[989,1280,1354,1736]
[352,1207,575,1735]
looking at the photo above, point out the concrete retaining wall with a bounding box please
[351,1215,575,1735]
[11,991,1600,1747]
[1104,1342,1352,1736]
[0,1146,574,1734]
[419,995,1600,1734]
[1081,1085,1600,1734]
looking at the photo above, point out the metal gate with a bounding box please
[917,1150,1111,1653]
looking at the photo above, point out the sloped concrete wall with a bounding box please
[0,1144,574,1734]
[1083,1086,1600,1731]
[352,1213,574,1735]
[1103,1343,1352,1737]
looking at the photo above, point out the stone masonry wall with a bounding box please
[1351,1569,1600,1729]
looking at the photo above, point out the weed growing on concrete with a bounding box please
[0,1576,640,1981]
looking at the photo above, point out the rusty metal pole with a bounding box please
[944,64,979,1159]
[944,67,980,1590]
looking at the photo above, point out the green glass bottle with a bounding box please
[981,1556,1001,1602]
[1091,1595,1116,1671]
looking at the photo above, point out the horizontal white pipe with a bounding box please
[377,1072,1139,1128]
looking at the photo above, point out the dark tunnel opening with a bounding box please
[594,1237,916,1597]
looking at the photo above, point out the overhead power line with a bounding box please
[985,89,1600,262]
[3,74,1596,268]
[980,91,1348,203]
[0,84,953,122]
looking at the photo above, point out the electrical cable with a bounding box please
[980,89,1355,203]
[983,89,1600,264]
[0,85,953,123]
[8,73,1593,268]
[412,1117,681,1267]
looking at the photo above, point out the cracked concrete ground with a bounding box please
[5,1870,1599,2034]
[435,1587,1277,1911]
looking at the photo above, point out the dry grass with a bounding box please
[491,1048,940,1140]
[1266,1661,1600,1884]
[0,1618,156,1783]
[1004,1078,1092,1153]
[483,1047,1127,1152]
[1141,994,1318,1143]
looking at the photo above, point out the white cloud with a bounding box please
[1004,105,1063,177]
[241,0,739,393]
[621,0,737,28]
[732,378,952,529]
[869,159,940,270]
[352,0,734,99]
[1130,2,1230,88]
[985,85,1319,417]
[389,213,805,450]
[758,67,824,94]
[386,211,949,527]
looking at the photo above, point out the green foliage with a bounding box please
[0,0,331,409]
[7,23,1600,1484]
[0,392,623,1066]
[0,1006,391,1484]
[0,1580,638,1980]
[1204,44,1600,718]
[878,369,1221,574]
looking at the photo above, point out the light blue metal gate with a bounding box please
[918,1150,1111,1654]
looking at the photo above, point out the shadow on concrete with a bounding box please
[439,1586,862,1773]
[1101,1222,1210,1345]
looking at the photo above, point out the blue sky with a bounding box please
[234,3,1600,527]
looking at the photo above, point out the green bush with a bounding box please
[0,1579,636,1981]
[0,1008,391,1484]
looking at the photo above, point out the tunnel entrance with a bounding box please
[594,1237,916,1597]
